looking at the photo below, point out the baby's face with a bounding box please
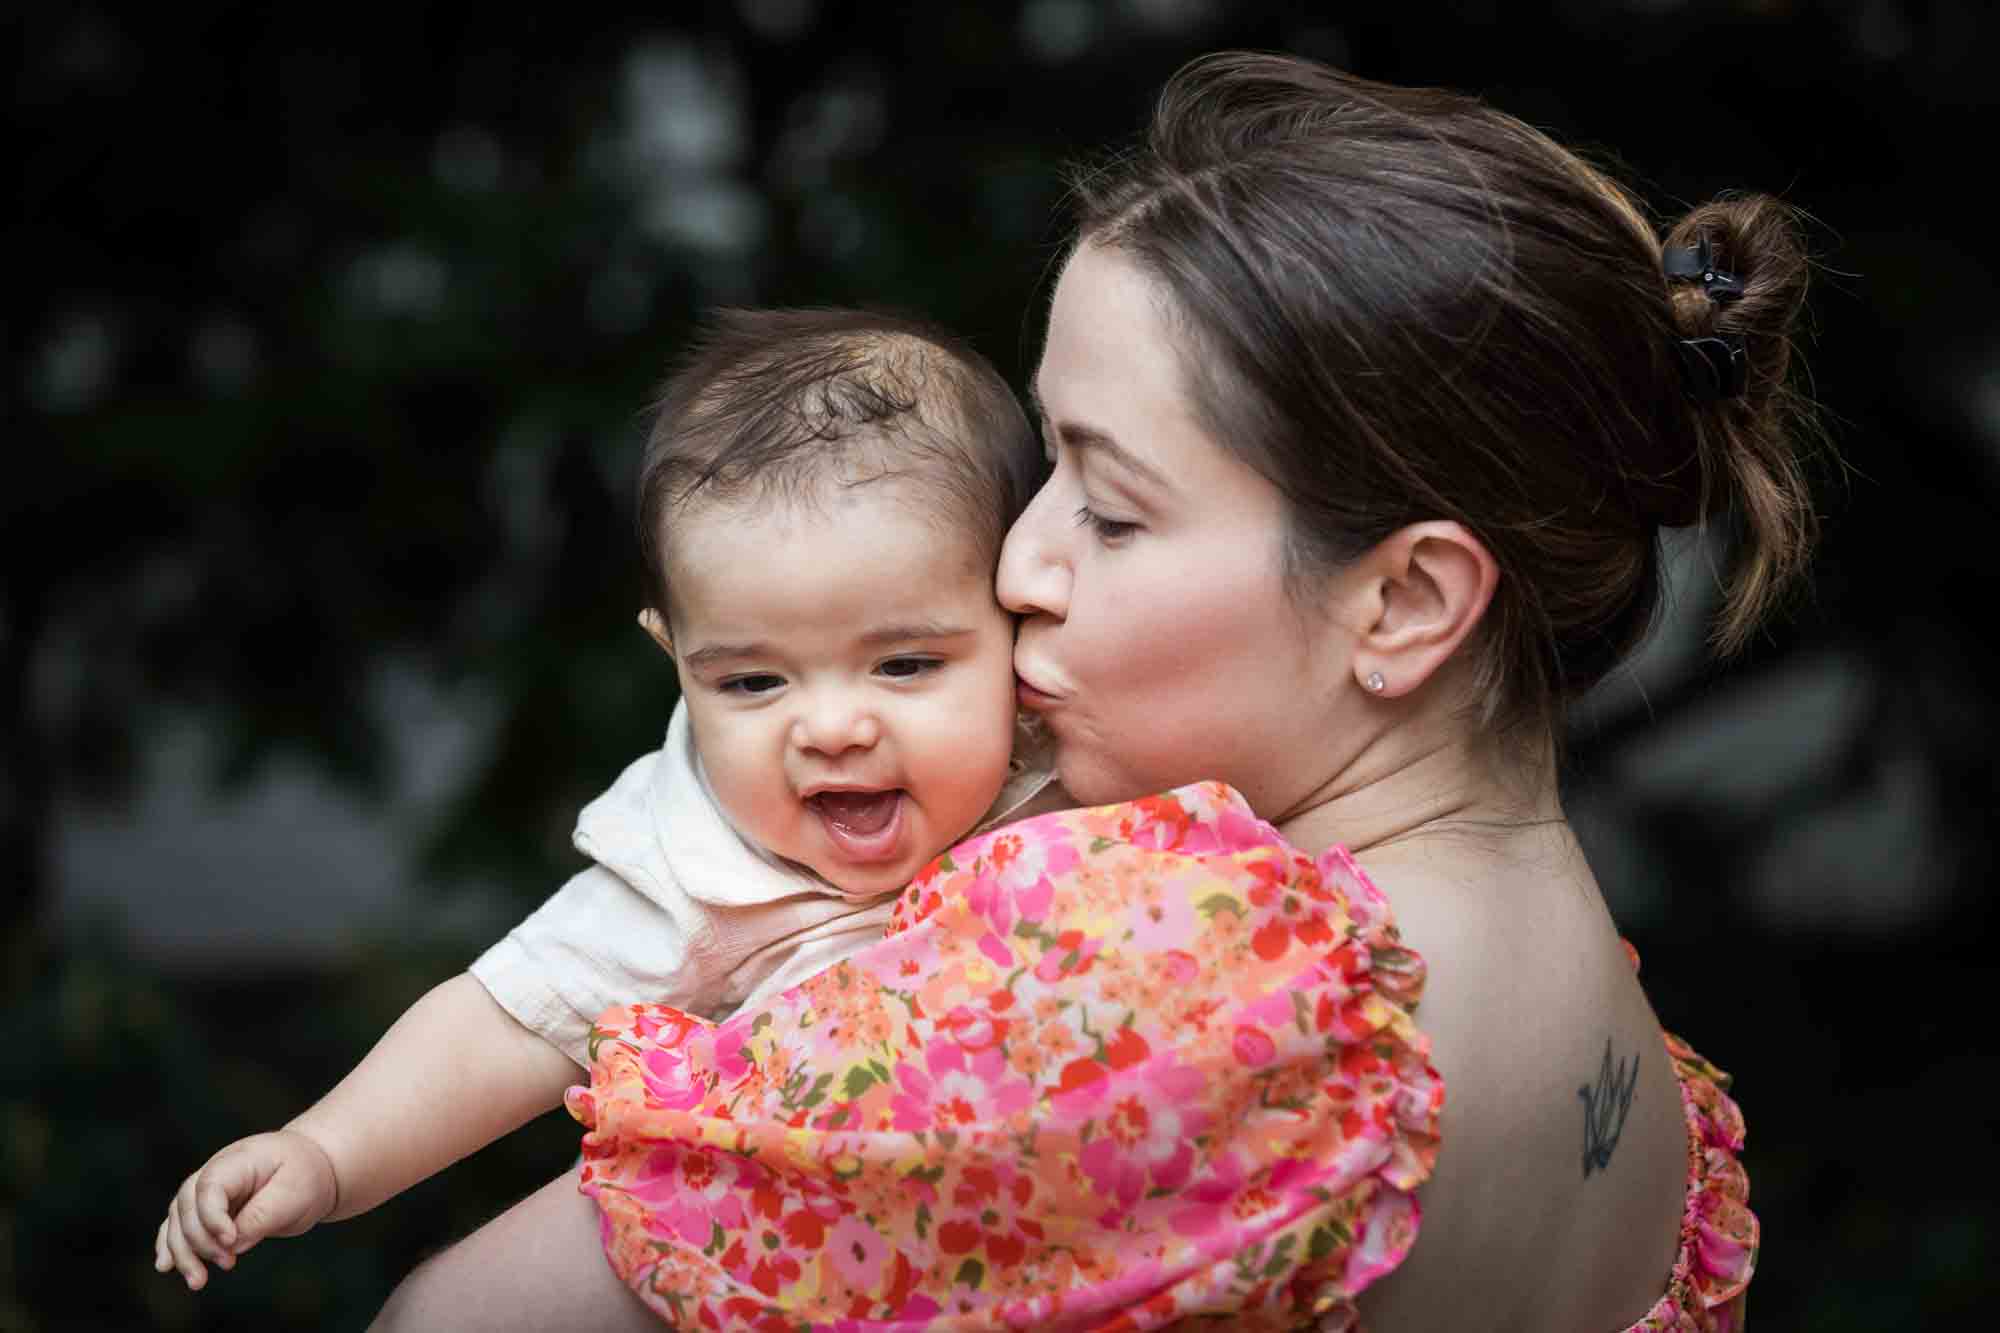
[664,484,1019,899]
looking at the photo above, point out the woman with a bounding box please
[377,52,1807,1330]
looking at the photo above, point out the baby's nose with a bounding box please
[791,696,881,755]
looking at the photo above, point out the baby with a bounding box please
[155,306,1061,1289]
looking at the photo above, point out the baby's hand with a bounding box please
[154,1129,338,1289]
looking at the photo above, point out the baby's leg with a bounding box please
[369,1166,657,1332]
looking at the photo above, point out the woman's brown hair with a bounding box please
[1068,51,1823,736]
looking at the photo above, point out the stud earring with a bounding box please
[1365,671,1386,693]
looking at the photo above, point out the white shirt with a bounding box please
[470,700,1054,1066]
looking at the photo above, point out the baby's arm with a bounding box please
[154,972,577,1290]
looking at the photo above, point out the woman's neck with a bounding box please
[1274,713,1563,871]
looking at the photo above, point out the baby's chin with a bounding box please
[814,842,960,901]
[811,835,983,903]
[813,866,912,901]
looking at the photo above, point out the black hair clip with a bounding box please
[1674,334,1747,402]
[1663,237,1744,303]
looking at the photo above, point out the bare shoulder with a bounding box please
[1352,846,1690,1331]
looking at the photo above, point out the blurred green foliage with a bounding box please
[8,1,2000,1328]
[3,926,582,1331]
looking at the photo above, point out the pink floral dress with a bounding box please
[566,782,1442,1329]
[565,782,1756,1330]
[1625,943,1759,1331]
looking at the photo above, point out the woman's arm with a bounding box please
[369,1168,659,1332]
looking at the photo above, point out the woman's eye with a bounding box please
[879,657,941,680]
[1073,505,1139,543]
[720,673,784,696]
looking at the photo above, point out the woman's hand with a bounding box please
[154,1127,339,1289]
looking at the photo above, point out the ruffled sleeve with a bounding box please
[1619,946,1758,1333]
[566,781,1443,1331]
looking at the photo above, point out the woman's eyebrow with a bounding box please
[1029,382,1171,492]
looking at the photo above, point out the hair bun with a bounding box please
[1659,193,1823,652]
[1662,195,1808,409]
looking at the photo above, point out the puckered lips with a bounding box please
[804,787,907,863]
[1014,667,1063,713]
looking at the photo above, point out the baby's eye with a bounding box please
[719,673,785,696]
[878,656,941,680]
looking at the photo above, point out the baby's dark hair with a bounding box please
[637,307,1043,622]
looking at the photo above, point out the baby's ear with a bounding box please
[636,608,675,658]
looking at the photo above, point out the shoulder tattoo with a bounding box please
[1578,1037,1641,1178]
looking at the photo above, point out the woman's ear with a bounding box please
[1345,520,1497,699]
[637,608,675,659]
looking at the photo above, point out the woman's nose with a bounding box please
[790,692,881,756]
[997,481,1069,620]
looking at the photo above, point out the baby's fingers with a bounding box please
[194,1176,240,1252]
[160,1209,210,1290]
[172,1175,234,1272]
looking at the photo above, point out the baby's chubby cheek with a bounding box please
[690,727,794,843]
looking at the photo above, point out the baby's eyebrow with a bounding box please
[680,641,774,673]
[684,623,973,672]
[858,621,975,647]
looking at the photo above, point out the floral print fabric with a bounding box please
[1626,939,1758,1331]
[565,782,1443,1330]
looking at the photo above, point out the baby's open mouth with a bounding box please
[808,789,904,838]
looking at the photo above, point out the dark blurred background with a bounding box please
[7,1,1996,1329]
